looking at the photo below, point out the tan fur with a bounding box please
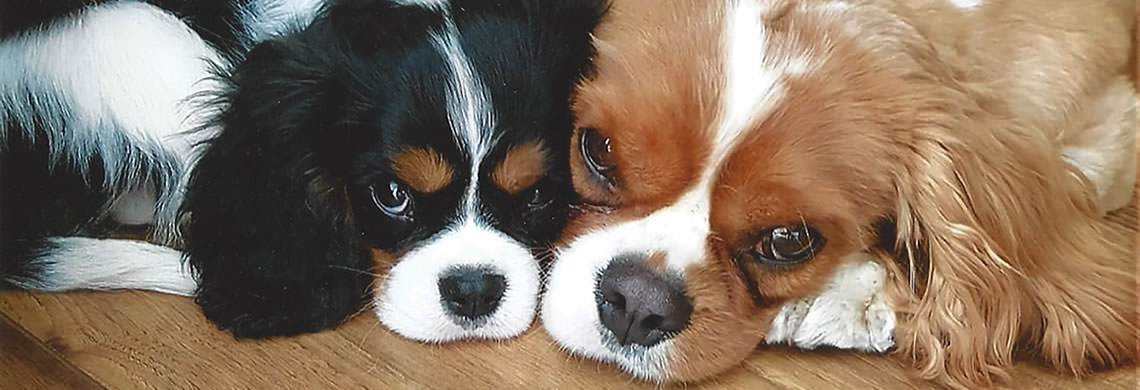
[491,142,548,194]
[559,0,1139,388]
[881,1,1137,387]
[569,0,720,208]
[391,147,455,193]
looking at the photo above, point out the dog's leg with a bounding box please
[765,253,895,354]
[1,1,224,245]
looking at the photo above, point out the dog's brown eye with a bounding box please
[526,185,553,208]
[753,225,824,265]
[370,180,414,219]
[579,127,616,182]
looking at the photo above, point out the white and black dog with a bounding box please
[1,0,605,342]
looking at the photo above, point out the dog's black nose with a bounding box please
[438,266,506,320]
[596,259,692,347]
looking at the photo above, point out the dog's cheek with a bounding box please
[663,263,771,382]
[555,207,616,247]
[368,248,399,302]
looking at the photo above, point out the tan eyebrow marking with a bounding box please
[391,147,455,193]
[491,142,549,194]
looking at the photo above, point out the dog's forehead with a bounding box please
[569,0,844,268]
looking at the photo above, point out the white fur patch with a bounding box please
[948,0,984,9]
[425,6,498,221]
[0,1,225,243]
[765,255,895,352]
[542,0,807,379]
[4,237,195,296]
[392,0,449,8]
[238,0,325,46]
[375,222,540,343]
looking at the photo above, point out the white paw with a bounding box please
[765,257,895,353]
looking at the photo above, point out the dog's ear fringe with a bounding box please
[884,95,1136,389]
[179,38,373,339]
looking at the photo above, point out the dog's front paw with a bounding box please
[765,258,896,353]
[196,282,367,339]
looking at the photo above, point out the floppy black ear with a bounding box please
[181,37,372,338]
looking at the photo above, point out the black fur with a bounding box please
[0,0,606,339]
[0,126,108,288]
[1,0,289,287]
[181,0,607,338]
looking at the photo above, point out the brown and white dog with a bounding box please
[539,0,1138,388]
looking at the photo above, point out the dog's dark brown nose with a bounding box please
[438,266,506,320]
[596,259,692,347]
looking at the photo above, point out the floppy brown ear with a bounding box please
[888,98,1137,389]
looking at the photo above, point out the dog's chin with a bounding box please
[540,234,673,381]
[541,299,673,381]
[541,302,674,381]
[375,222,541,343]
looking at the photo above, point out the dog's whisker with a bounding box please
[328,264,382,278]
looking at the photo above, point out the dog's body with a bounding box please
[0,0,315,297]
[540,0,1136,387]
[2,0,605,342]
[0,0,323,244]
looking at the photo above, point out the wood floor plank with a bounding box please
[0,313,104,390]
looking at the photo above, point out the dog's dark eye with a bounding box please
[752,225,824,265]
[370,180,413,219]
[526,185,553,208]
[579,127,616,183]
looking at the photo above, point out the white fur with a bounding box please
[765,254,895,353]
[0,1,224,243]
[4,237,195,296]
[2,0,324,242]
[429,11,498,219]
[948,0,984,9]
[393,0,449,8]
[542,0,805,379]
[1,1,326,296]
[237,0,325,49]
[375,222,540,342]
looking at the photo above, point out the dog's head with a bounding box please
[184,0,606,342]
[539,0,913,378]
[542,0,1136,383]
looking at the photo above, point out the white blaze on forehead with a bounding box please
[544,0,799,275]
[423,3,497,219]
[654,0,791,272]
[718,0,791,156]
